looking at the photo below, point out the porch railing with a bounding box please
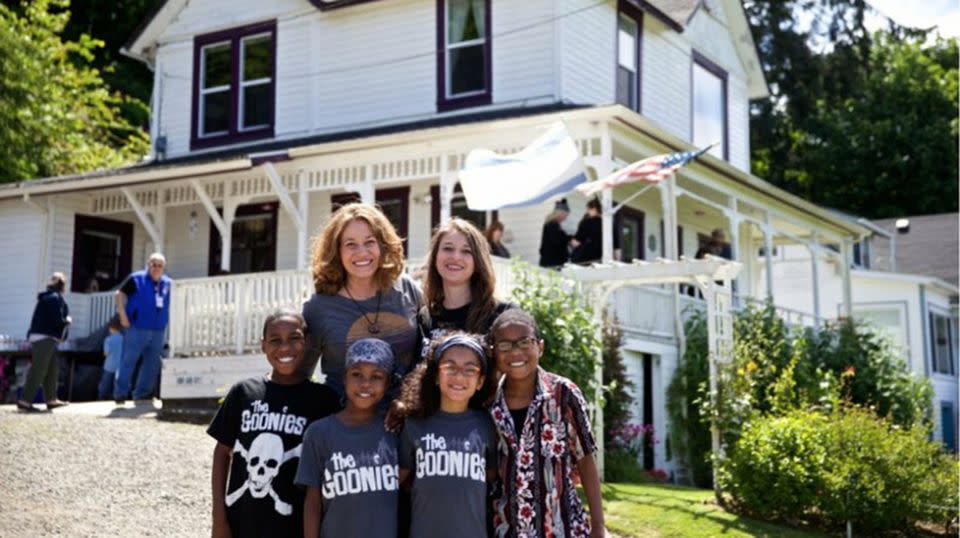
[168,270,313,357]
[63,291,115,340]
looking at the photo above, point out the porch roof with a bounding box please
[1,103,868,239]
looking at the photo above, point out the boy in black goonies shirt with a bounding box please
[208,309,340,538]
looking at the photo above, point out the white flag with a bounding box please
[458,122,587,210]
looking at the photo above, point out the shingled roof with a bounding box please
[871,213,959,289]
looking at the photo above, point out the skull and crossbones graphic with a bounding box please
[226,433,301,515]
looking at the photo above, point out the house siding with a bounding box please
[0,199,45,337]
[640,18,691,141]
[559,0,615,105]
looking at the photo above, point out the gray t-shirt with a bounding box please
[400,409,498,538]
[302,274,422,397]
[295,414,399,538]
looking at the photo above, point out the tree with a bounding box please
[745,0,958,217]
[0,0,148,182]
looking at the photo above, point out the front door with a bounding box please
[616,206,645,262]
[72,215,133,292]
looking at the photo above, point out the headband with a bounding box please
[345,338,396,375]
[433,335,487,368]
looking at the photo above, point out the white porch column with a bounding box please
[726,198,741,300]
[221,199,239,273]
[264,163,308,270]
[297,171,309,270]
[439,169,456,225]
[359,165,375,205]
[840,239,854,317]
[659,180,678,259]
[121,187,163,252]
[597,124,615,263]
[808,234,821,323]
[762,221,775,300]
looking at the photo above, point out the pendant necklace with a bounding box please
[344,286,382,334]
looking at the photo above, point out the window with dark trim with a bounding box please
[192,21,276,150]
[437,0,492,112]
[71,215,133,292]
[691,51,728,160]
[930,310,957,376]
[616,0,642,112]
[208,202,278,275]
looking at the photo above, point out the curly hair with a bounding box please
[396,331,494,419]
[310,203,406,295]
[422,218,499,333]
[487,307,541,345]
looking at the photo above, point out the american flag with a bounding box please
[575,145,713,196]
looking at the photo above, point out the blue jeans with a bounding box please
[114,327,165,399]
[98,370,115,400]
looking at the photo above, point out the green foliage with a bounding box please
[509,262,602,403]
[604,447,646,483]
[666,301,933,489]
[602,313,634,442]
[721,407,960,532]
[746,0,958,217]
[0,0,148,182]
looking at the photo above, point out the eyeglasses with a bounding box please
[493,337,538,353]
[438,362,483,378]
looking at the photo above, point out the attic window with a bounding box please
[437,0,492,112]
[191,21,276,150]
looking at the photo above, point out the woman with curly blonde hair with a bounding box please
[301,203,422,398]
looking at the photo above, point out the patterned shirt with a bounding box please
[489,368,597,538]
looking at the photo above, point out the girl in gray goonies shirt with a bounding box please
[397,332,498,538]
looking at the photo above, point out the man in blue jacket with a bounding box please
[114,252,172,403]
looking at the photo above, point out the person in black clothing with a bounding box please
[695,229,728,259]
[484,220,511,259]
[19,272,71,412]
[571,198,603,264]
[538,199,574,268]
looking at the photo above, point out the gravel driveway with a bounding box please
[0,402,212,537]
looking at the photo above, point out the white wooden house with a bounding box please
[0,0,882,475]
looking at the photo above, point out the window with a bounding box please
[942,402,956,452]
[852,238,871,268]
[71,215,133,292]
[692,52,727,160]
[208,202,278,275]
[930,310,957,375]
[430,184,494,232]
[616,2,642,111]
[616,207,643,262]
[192,21,276,149]
[438,0,491,112]
[853,304,909,359]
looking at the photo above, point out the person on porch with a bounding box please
[571,198,603,265]
[538,199,575,269]
[113,252,171,403]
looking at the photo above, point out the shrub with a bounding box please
[602,314,635,443]
[667,301,934,489]
[721,407,960,532]
[509,262,602,403]
[604,447,645,483]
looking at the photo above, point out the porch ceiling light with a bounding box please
[894,218,910,234]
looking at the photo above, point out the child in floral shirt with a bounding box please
[487,308,606,538]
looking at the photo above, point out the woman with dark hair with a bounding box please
[420,218,513,342]
[19,272,71,411]
[302,203,423,399]
[484,220,511,259]
[538,199,573,268]
[571,198,603,264]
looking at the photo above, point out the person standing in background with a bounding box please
[538,199,574,269]
[19,272,71,412]
[114,252,171,403]
[484,220,511,259]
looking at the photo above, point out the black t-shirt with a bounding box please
[207,377,341,538]
[421,300,514,340]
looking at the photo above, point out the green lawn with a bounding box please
[601,483,827,538]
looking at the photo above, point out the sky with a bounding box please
[864,0,960,38]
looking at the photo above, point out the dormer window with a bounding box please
[437,0,491,112]
[616,1,642,112]
[191,21,276,150]
[692,51,728,160]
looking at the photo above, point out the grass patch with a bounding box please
[601,482,826,538]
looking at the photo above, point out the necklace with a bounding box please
[344,286,382,334]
